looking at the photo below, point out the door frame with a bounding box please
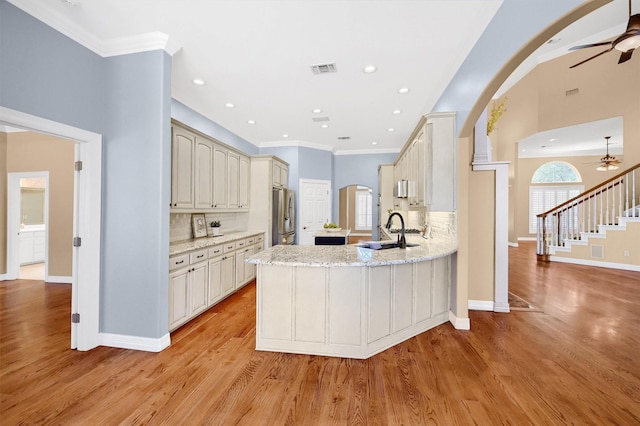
[7,171,49,280]
[298,179,332,246]
[1,106,102,351]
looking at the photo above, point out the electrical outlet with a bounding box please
[623,250,629,257]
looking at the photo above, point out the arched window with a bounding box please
[529,162,583,233]
[531,161,581,183]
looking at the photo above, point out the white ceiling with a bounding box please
[6,0,637,154]
[518,116,624,158]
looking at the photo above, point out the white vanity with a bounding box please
[247,235,456,359]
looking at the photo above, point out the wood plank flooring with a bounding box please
[1,242,639,424]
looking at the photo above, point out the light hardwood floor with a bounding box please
[1,242,639,424]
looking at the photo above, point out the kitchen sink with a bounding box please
[357,241,420,250]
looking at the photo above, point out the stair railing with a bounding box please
[536,163,640,260]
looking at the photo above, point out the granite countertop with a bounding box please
[247,234,457,267]
[314,229,351,237]
[170,230,264,256]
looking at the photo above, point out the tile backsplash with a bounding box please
[170,212,249,243]
[388,210,456,236]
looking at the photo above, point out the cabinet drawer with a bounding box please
[256,234,264,243]
[223,241,236,253]
[236,239,247,248]
[246,236,256,245]
[189,249,208,264]
[169,254,189,271]
[208,245,223,258]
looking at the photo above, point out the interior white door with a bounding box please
[299,179,331,246]
[1,107,102,351]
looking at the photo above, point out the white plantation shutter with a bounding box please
[529,185,583,233]
[355,190,372,230]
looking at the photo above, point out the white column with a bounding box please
[472,161,510,313]
[473,110,492,163]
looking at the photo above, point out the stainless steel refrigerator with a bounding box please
[272,188,296,245]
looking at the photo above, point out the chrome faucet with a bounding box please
[386,212,407,249]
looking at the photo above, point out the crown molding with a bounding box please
[8,0,181,57]
[334,148,400,156]
[259,140,334,153]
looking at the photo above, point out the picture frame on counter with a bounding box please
[191,213,207,238]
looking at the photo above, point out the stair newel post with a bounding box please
[618,176,623,221]
[633,169,637,217]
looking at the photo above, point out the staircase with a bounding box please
[536,163,640,271]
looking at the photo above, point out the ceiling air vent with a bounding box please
[312,116,330,122]
[565,88,579,96]
[337,136,351,140]
[310,63,337,74]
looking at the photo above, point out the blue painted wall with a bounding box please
[433,0,583,131]
[1,1,172,339]
[333,153,397,239]
[171,99,258,155]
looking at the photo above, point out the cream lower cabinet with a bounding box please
[169,234,262,331]
[221,253,236,298]
[169,249,208,330]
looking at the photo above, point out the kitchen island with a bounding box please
[247,235,457,359]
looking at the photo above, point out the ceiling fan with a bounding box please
[593,136,622,171]
[569,0,640,68]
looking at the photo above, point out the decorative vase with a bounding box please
[212,227,221,236]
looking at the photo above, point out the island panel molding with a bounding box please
[251,244,453,359]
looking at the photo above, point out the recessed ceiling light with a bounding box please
[60,0,79,6]
[387,128,395,132]
[392,110,401,115]
[371,141,378,145]
[321,124,329,128]
[192,78,206,86]
[363,65,377,73]
[398,88,409,94]
[312,108,322,114]
[282,134,289,138]
[247,120,255,125]
[225,103,235,108]
[549,138,556,142]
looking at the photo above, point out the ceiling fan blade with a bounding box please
[569,41,612,51]
[570,47,613,68]
[618,49,634,63]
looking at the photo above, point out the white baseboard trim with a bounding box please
[449,310,470,330]
[46,276,72,284]
[468,300,494,311]
[493,302,511,313]
[0,274,7,281]
[550,256,640,272]
[517,237,537,241]
[100,332,171,352]
[508,242,519,247]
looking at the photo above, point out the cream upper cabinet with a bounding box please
[426,113,456,211]
[212,144,228,208]
[280,164,288,188]
[171,121,252,212]
[194,138,214,209]
[238,155,250,209]
[393,112,455,211]
[170,126,195,208]
[227,151,240,209]
[273,160,288,188]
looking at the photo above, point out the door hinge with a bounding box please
[73,237,82,247]
[75,160,83,171]
[71,313,80,323]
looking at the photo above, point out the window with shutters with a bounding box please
[529,162,583,233]
[355,187,372,230]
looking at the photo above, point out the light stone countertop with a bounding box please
[247,234,457,267]
[314,229,351,237]
[169,230,265,256]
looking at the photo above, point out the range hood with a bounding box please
[393,180,408,198]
